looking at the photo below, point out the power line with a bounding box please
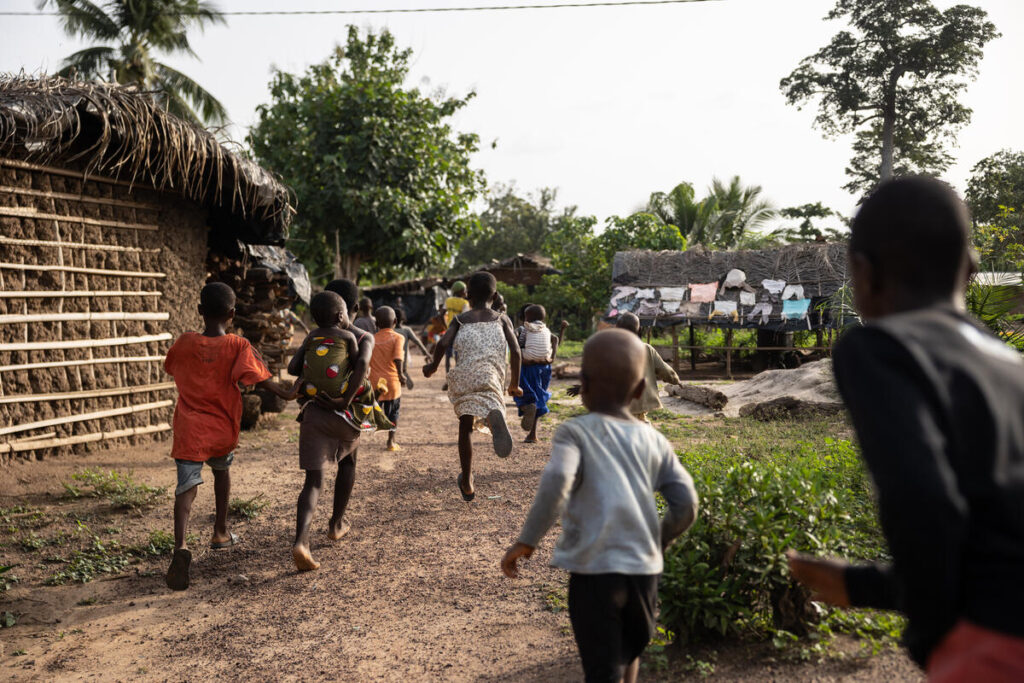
[1,0,720,17]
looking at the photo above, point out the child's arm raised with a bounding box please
[501,315,523,397]
[407,327,430,356]
[548,331,560,365]
[501,428,579,578]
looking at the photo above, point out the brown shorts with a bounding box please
[298,403,361,470]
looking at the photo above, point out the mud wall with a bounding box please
[0,158,207,463]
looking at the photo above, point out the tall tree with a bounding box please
[780,0,998,195]
[645,176,775,249]
[248,27,486,283]
[454,184,564,272]
[42,0,227,125]
[966,150,1024,225]
[771,203,849,244]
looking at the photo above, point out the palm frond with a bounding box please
[154,61,227,126]
[56,46,117,80]
[39,0,121,41]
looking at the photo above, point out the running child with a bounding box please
[395,308,429,390]
[616,312,680,422]
[287,291,375,571]
[515,304,559,443]
[353,297,377,334]
[163,282,299,590]
[787,177,1024,680]
[501,329,698,682]
[370,306,405,452]
[424,272,522,501]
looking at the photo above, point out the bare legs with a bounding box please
[173,486,198,551]
[173,468,231,551]
[293,451,357,570]
[458,415,475,496]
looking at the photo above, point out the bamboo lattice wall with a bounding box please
[0,159,207,462]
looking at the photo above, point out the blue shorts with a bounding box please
[174,452,234,496]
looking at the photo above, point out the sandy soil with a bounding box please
[0,355,919,682]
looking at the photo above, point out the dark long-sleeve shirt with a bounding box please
[833,306,1024,666]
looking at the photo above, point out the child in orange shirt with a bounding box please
[163,282,298,590]
[370,306,405,452]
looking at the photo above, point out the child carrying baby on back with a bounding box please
[297,292,393,433]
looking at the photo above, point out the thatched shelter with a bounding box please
[0,77,294,462]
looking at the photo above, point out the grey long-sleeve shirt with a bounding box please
[517,412,698,575]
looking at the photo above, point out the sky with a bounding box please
[2,0,1021,230]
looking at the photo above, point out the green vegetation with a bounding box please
[46,530,175,585]
[43,0,228,125]
[0,564,17,592]
[644,177,774,249]
[249,27,485,283]
[230,494,270,520]
[967,150,1024,226]
[63,468,168,510]
[781,0,999,194]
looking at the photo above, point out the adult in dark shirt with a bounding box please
[788,177,1024,680]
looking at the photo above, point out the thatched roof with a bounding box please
[613,243,848,297]
[0,76,292,244]
[453,253,560,287]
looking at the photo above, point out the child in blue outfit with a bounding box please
[515,304,560,443]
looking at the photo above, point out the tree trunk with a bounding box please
[879,68,901,182]
[332,230,361,281]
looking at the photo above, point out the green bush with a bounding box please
[661,436,886,642]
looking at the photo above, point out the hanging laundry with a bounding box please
[636,301,663,317]
[689,282,718,303]
[709,300,739,322]
[748,302,773,325]
[739,291,756,307]
[761,279,786,296]
[781,298,811,320]
[610,286,637,306]
[635,288,656,299]
[617,298,638,313]
[608,308,619,317]
[659,287,687,301]
[722,269,747,289]
[781,284,805,300]
[679,302,704,317]
[662,300,682,314]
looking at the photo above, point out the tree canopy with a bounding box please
[454,185,564,272]
[645,177,775,249]
[248,27,486,283]
[780,0,998,195]
[42,0,228,125]
[967,150,1024,226]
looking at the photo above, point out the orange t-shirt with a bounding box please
[164,332,271,461]
[369,328,405,402]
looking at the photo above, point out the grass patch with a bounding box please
[230,494,269,520]
[63,469,167,510]
[0,565,17,592]
[45,530,177,585]
[556,340,583,359]
[542,584,568,613]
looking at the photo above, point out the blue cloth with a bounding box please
[515,363,552,417]
[781,298,811,319]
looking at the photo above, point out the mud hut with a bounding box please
[0,77,293,462]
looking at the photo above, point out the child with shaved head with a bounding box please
[502,329,698,683]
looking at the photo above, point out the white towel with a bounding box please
[782,284,804,300]
[739,291,756,307]
[762,279,786,295]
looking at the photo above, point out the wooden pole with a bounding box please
[0,381,176,405]
[0,333,171,353]
[725,328,734,379]
[0,399,173,437]
[0,290,161,299]
[0,185,159,211]
[689,323,697,371]
[671,324,680,373]
[0,311,169,324]
[0,423,171,455]
[0,236,161,254]
[0,206,158,231]
[0,355,165,373]
[0,263,165,278]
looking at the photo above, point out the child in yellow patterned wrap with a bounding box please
[298,321,394,434]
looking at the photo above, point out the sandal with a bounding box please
[457,473,475,502]
[488,409,513,459]
[210,532,240,549]
[165,548,192,591]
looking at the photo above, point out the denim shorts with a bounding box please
[174,452,234,496]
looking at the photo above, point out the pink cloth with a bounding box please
[689,282,718,303]
[928,621,1024,682]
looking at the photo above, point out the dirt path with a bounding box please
[1,355,919,682]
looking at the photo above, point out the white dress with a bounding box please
[447,318,508,419]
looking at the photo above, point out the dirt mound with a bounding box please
[718,359,840,416]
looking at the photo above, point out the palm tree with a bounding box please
[42,0,227,126]
[646,177,775,249]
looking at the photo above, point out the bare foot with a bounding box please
[327,518,350,541]
[524,436,538,444]
[292,544,320,571]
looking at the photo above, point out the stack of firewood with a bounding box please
[206,254,297,378]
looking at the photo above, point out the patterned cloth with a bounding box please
[447,317,509,419]
[689,282,718,303]
[301,334,394,432]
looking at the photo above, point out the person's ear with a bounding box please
[226,307,235,321]
[631,377,646,401]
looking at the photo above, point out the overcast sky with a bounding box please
[3,0,1021,229]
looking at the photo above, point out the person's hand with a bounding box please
[314,392,350,412]
[283,377,303,401]
[508,382,523,397]
[786,550,851,607]
[560,320,569,331]
[399,374,407,387]
[566,384,581,398]
[423,362,438,378]
[501,543,534,578]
